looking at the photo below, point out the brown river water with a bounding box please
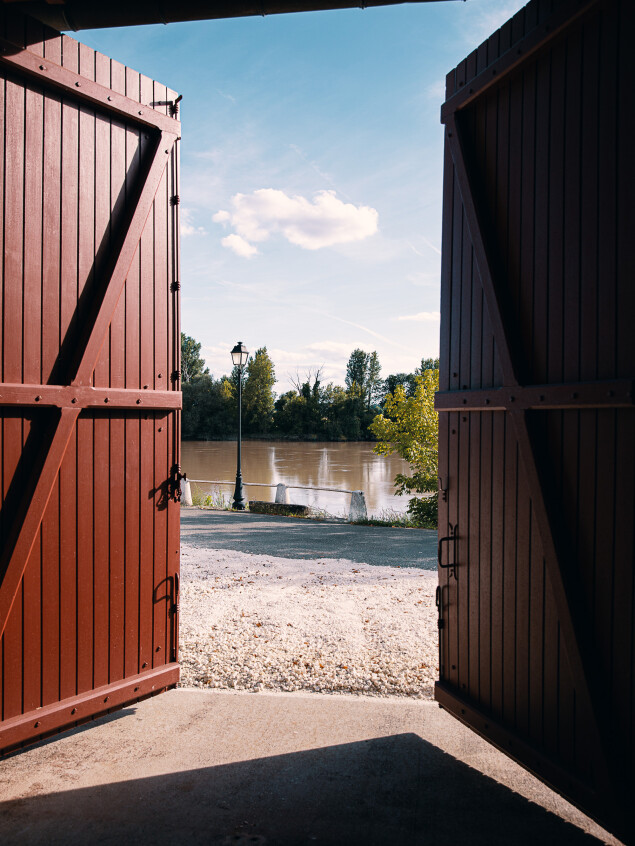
[180,440,413,517]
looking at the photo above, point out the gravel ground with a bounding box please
[179,542,439,698]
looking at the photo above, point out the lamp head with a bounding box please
[231,341,249,368]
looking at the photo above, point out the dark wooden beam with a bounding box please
[0,38,181,135]
[0,663,179,751]
[435,379,634,411]
[0,384,182,409]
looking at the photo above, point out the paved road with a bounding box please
[180,508,438,570]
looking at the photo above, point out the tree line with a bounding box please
[181,333,438,442]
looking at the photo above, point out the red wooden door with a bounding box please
[435,0,634,842]
[0,9,182,753]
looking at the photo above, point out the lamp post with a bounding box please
[231,341,249,510]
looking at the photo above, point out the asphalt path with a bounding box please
[180,508,438,570]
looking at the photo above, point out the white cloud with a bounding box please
[407,272,439,287]
[305,340,366,357]
[221,234,259,258]
[180,208,206,237]
[396,311,441,322]
[461,0,527,45]
[425,79,447,102]
[215,188,378,253]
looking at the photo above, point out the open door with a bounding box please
[435,0,634,842]
[0,8,182,753]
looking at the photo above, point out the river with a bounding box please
[180,440,413,517]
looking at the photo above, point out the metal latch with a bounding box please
[168,465,186,502]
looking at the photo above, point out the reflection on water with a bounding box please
[180,441,413,517]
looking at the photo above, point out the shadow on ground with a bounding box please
[1,732,602,846]
[181,510,437,569]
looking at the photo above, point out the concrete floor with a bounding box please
[0,689,622,846]
[181,509,438,569]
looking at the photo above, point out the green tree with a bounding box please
[382,372,416,402]
[418,357,440,374]
[243,347,276,433]
[181,373,234,439]
[369,367,439,527]
[367,351,382,409]
[345,349,370,399]
[180,333,208,383]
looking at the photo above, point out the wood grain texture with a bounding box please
[437,0,633,840]
[0,4,181,754]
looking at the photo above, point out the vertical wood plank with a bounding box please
[76,42,96,696]
[2,431,23,719]
[2,69,25,721]
[547,39,565,385]
[468,411,481,701]
[22,80,44,715]
[92,50,112,693]
[108,59,127,684]
[478,410,493,711]
[439,136,454,393]
[562,23,582,383]
[532,50,550,385]
[502,418,517,727]
[59,42,79,703]
[596,1,618,381]
[579,17,599,383]
[138,79,156,675]
[528,503,544,747]
[490,413,505,718]
[152,84,169,661]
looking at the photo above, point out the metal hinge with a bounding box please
[170,94,183,117]
[172,572,180,617]
[170,194,180,206]
[435,585,444,629]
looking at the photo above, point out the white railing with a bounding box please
[181,478,367,521]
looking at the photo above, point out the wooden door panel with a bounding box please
[0,7,182,753]
[436,1,634,842]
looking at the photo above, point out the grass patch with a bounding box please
[350,507,435,530]
[191,485,232,510]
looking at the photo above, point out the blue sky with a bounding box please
[77,0,526,392]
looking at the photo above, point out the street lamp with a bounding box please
[231,341,249,510]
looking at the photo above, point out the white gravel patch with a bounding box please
[179,542,439,698]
